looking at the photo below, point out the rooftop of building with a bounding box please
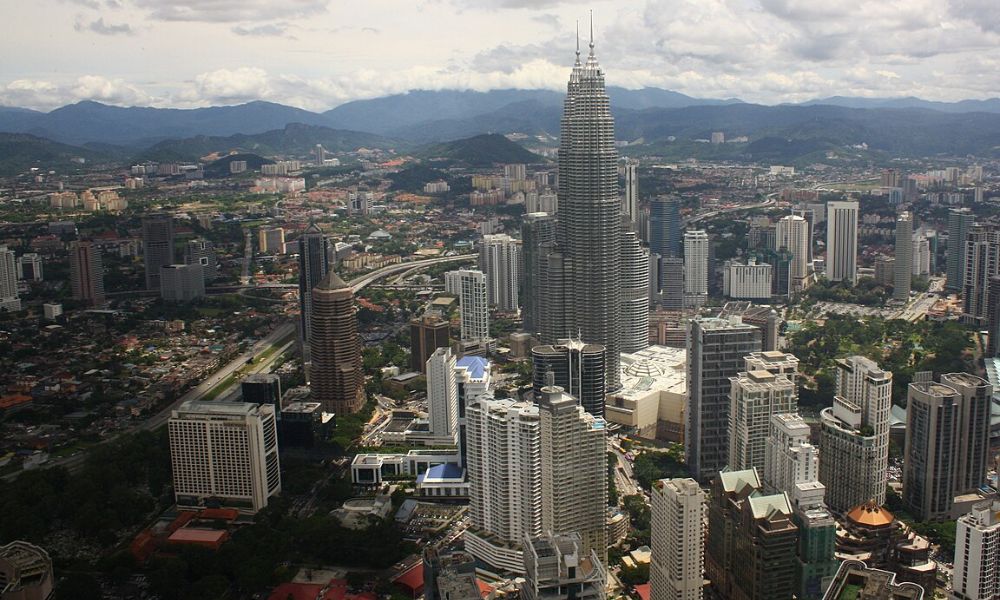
[417,463,465,483]
[846,501,895,529]
[748,493,793,520]
[718,468,761,495]
[174,400,262,417]
[455,355,489,379]
[822,561,924,600]
[617,345,686,399]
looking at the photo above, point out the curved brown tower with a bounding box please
[309,271,364,414]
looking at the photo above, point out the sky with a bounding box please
[2,0,1000,112]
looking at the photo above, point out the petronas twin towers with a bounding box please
[532,30,649,395]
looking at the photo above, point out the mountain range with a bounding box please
[2,88,1000,172]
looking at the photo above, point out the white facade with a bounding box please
[621,230,651,354]
[894,212,913,301]
[776,214,811,292]
[479,234,522,312]
[826,200,859,283]
[951,500,1000,600]
[724,259,772,300]
[764,412,825,509]
[651,478,705,600]
[819,356,892,512]
[0,246,21,312]
[445,269,490,343]
[168,400,281,514]
[426,347,459,445]
[683,230,709,307]
[912,235,931,276]
[728,369,797,472]
[623,161,639,224]
[465,396,541,572]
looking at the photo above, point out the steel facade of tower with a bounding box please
[650,197,682,259]
[621,229,651,354]
[893,212,913,301]
[947,208,975,291]
[522,212,557,335]
[298,224,331,345]
[142,213,174,291]
[556,38,623,390]
[531,340,607,417]
[309,271,364,415]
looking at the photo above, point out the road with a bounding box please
[683,197,776,227]
[347,254,476,293]
[610,441,642,498]
[240,230,253,285]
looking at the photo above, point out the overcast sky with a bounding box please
[3,0,999,111]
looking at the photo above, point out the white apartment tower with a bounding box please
[894,212,913,301]
[651,478,706,600]
[0,246,21,312]
[723,259,773,300]
[764,412,826,509]
[464,397,542,573]
[426,347,459,445]
[818,356,892,512]
[950,500,1000,600]
[683,230,709,307]
[479,234,522,312]
[168,400,281,514]
[621,230,651,354]
[826,200,859,283]
[445,269,490,344]
[776,214,811,293]
[728,368,797,473]
[538,380,608,560]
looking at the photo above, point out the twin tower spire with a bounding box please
[574,11,597,67]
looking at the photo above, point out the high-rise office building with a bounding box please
[660,257,685,310]
[0,246,19,312]
[298,223,332,346]
[522,531,607,600]
[651,478,705,600]
[168,400,280,514]
[728,369,797,473]
[241,373,282,410]
[479,234,522,312]
[950,499,1000,600]
[445,269,490,344]
[744,350,799,384]
[987,276,1000,358]
[818,356,892,512]
[650,197,682,260]
[623,160,639,225]
[706,468,800,600]
[554,35,623,390]
[426,347,459,445]
[962,227,1000,326]
[309,271,364,415]
[410,314,450,373]
[776,215,811,293]
[464,396,542,572]
[16,253,42,281]
[687,317,763,481]
[903,373,992,521]
[69,240,104,307]
[947,208,975,292]
[621,230,650,354]
[142,212,175,291]
[531,340,606,417]
[538,380,608,560]
[184,238,218,283]
[826,200,859,283]
[894,212,913,301]
[723,258,773,300]
[522,212,557,335]
[160,264,205,302]
[684,230,709,307]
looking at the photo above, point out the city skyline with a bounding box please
[5,1,1000,112]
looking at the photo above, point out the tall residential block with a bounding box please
[69,240,104,307]
[184,238,218,283]
[684,230,709,307]
[168,400,280,514]
[298,223,332,346]
[776,214,812,293]
[426,347,459,445]
[522,532,607,600]
[464,397,542,572]
[479,233,522,312]
[894,212,913,301]
[687,317,763,481]
[950,499,1000,600]
[0,246,21,312]
[947,207,975,291]
[826,200,859,283]
[728,368,797,472]
[903,373,992,521]
[538,381,608,560]
[521,212,557,335]
[410,314,451,373]
[309,272,364,415]
[621,230,651,354]
[818,356,892,512]
[555,37,623,390]
[531,340,606,417]
[141,212,174,290]
[962,227,1000,326]
[651,478,705,600]
[765,413,823,506]
[445,269,490,344]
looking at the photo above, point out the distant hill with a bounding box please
[799,96,1000,114]
[0,132,111,176]
[0,100,332,146]
[139,123,400,162]
[418,133,543,167]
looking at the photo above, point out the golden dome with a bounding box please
[846,501,895,528]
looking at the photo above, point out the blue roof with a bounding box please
[418,463,465,482]
[456,356,489,379]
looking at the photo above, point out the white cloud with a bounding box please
[75,16,134,35]
[0,76,150,110]
[132,0,329,22]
